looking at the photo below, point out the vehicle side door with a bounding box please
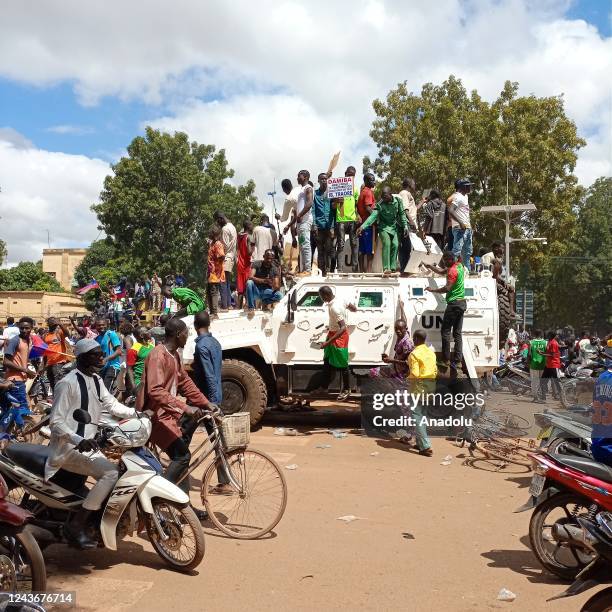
[347,285,396,364]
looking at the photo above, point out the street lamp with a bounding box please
[479,203,546,277]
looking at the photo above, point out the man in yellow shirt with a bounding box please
[408,330,437,457]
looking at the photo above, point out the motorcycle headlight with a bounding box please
[109,417,151,448]
[531,458,549,476]
[129,419,151,446]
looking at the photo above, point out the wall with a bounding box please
[0,291,88,325]
[42,248,87,290]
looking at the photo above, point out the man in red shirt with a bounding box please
[356,172,376,272]
[44,317,72,391]
[537,331,562,403]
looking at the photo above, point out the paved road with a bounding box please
[45,391,592,611]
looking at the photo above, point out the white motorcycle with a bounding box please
[0,410,205,571]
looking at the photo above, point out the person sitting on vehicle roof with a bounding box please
[245,249,282,313]
[161,284,205,319]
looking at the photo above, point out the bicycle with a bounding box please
[457,408,534,469]
[151,409,288,540]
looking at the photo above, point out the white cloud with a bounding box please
[0,127,33,150]
[0,0,609,257]
[46,124,95,135]
[0,138,110,266]
[148,95,371,216]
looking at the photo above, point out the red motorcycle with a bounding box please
[0,473,46,593]
[516,444,612,580]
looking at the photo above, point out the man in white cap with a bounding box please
[46,338,136,549]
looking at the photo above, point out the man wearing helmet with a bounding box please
[47,339,136,549]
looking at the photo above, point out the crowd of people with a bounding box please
[495,327,612,401]
[77,165,521,324]
[0,310,226,546]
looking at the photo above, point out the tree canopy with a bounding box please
[92,127,261,286]
[535,177,612,331]
[0,239,6,267]
[0,261,65,292]
[365,75,594,330]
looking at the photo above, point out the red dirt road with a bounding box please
[45,394,593,611]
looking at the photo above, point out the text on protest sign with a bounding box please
[327,176,354,199]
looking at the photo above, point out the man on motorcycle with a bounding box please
[46,338,136,549]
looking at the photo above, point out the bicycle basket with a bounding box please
[221,412,250,449]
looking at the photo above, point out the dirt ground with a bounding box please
[44,391,594,612]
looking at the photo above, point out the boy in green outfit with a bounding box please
[162,285,205,318]
[356,186,408,274]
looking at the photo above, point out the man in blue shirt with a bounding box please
[314,172,335,276]
[95,318,122,394]
[591,345,612,465]
[191,311,230,491]
[192,311,222,403]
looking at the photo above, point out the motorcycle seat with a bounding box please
[4,443,88,494]
[553,453,612,484]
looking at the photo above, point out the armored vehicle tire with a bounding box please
[221,359,267,427]
[498,288,513,349]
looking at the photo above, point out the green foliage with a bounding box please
[367,75,590,329]
[92,127,262,286]
[535,177,612,332]
[0,261,65,292]
[0,239,6,266]
[367,76,584,251]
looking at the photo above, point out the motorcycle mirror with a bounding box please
[72,409,92,424]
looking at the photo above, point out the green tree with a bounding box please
[0,261,65,292]
[0,239,6,266]
[535,177,612,332]
[92,127,261,286]
[366,75,585,269]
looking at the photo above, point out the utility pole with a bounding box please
[479,203,545,277]
[267,179,282,249]
[480,163,546,277]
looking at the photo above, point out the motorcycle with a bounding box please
[516,444,612,580]
[495,358,532,395]
[548,512,612,611]
[561,357,606,408]
[0,473,46,593]
[0,409,205,572]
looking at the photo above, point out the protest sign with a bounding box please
[327,176,354,199]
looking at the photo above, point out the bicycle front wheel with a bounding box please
[202,448,287,539]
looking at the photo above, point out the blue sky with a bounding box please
[0,0,610,264]
[0,0,607,163]
[566,0,611,35]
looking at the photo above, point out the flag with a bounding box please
[29,334,51,359]
[29,334,74,360]
[77,279,100,295]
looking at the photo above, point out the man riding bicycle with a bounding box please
[136,317,216,520]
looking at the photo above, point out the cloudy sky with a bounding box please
[0,0,610,265]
